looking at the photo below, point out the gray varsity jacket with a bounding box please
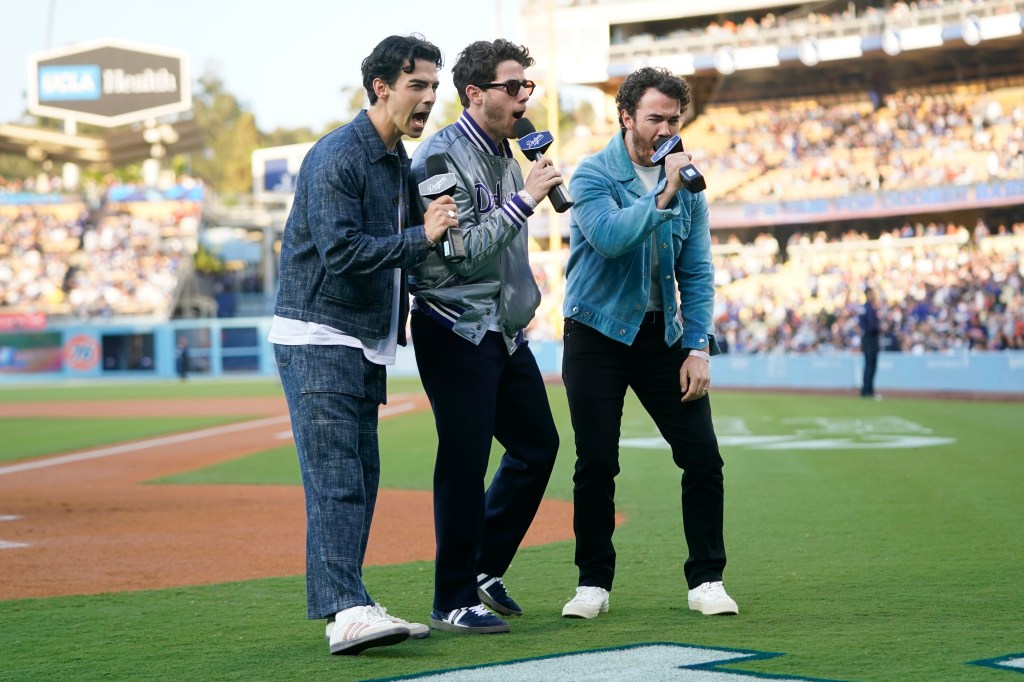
[408,111,540,354]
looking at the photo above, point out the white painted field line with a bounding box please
[0,540,30,550]
[0,415,290,478]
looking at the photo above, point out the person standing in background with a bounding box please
[860,287,882,399]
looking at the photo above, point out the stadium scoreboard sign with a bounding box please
[28,39,191,127]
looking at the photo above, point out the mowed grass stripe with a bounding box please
[0,416,249,463]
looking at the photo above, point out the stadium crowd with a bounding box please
[694,85,1024,203]
[1,180,198,318]
[713,220,1024,354]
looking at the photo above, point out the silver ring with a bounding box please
[447,210,455,218]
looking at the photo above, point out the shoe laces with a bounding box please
[373,604,408,625]
[702,581,726,597]
[358,604,392,625]
[573,586,607,604]
[487,576,510,598]
[467,604,492,618]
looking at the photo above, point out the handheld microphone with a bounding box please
[419,154,466,263]
[512,117,574,213]
[652,135,706,194]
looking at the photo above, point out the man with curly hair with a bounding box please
[408,39,564,634]
[559,67,738,620]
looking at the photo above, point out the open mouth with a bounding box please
[412,112,430,126]
[512,110,525,120]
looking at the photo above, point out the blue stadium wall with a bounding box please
[1,318,1022,395]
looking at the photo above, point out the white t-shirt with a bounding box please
[633,162,665,312]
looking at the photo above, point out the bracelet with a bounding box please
[688,349,711,363]
[425,233,436,251]
[517,189,538,210]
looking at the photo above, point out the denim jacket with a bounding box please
[274,110,432,343]
[564,131,719,353]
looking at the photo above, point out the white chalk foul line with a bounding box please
[0,415,291,478]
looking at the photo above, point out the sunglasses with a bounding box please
[476,79,536,97]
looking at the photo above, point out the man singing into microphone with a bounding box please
[559,67,738,620]
[270,34,456,655]
[408,39,563,634]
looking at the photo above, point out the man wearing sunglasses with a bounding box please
[408,39,564,635]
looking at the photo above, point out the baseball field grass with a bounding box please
[1,378,1021,681]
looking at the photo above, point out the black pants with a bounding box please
[562,315,726,591]
[411,312,559,611]
[861,336,879,396]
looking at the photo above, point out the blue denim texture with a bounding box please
[564,131,720,353]
[274,343,387,618]
[274,110,430,341]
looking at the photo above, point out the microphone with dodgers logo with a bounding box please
[418,154,466,263]
[512,117,574,213]
[651,135,707,194]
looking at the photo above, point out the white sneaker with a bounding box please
[373,605,430,639]
[326,605,430,642]
[328,605,409,655]
[687,581,738,615]
[561,586,610,619]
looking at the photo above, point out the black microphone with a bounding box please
[652,135,706,194]
[512,117,574,213]
[418,154,466,263]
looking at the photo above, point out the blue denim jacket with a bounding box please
[564,131,719,353]
[274,110,431,343]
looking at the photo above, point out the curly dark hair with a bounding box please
[615,67,691,129]
[361,34,444,105]
[452,39,535,108]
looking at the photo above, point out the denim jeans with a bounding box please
[410,312,559,611]
[561,315,727,591]
[274,343,387,619]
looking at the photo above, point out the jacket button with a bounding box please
[618,329,625,335]
[662,242,668,249]
[665,275,671,280]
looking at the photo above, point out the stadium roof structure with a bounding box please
[0,118,203,169]
[525,0,1024,110]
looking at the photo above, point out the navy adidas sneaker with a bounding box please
[429,604,510,634]
[477,573,523,617]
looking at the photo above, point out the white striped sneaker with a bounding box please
[326,605,430,642]
[328,605,409,655]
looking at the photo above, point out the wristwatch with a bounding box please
[687,349,711,363]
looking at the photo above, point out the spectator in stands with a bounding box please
[560,67,737,621]
[268,34,453,656]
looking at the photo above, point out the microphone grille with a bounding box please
[426,154,448,176]
[513,117,536,138]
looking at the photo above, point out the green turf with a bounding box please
[1,383,1022,681]
[0,378,285,402]
[0,416,246,463]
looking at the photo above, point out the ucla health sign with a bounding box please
[28,39,190,127]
